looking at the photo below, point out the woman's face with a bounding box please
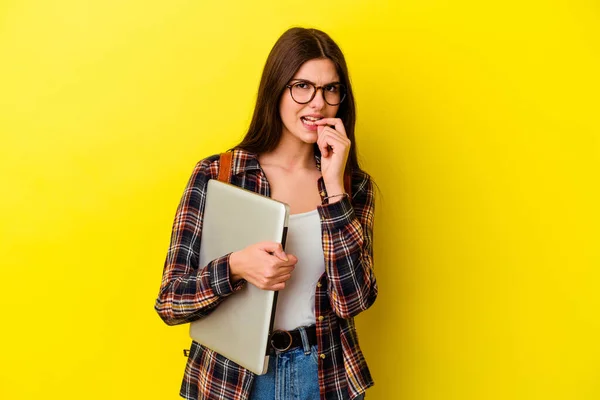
[279,58,341,145]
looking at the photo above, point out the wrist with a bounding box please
[323,180,344,195]
[323,192,349,205]
[229,252,243,283]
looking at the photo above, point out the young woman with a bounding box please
[155,27,377,400]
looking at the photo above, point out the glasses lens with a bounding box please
[291,82,314,104]
[289,82,346,105]
[323,84,345,105]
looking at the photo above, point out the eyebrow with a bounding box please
[290,78,342,85]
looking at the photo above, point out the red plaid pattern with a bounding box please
[155,149,377,399]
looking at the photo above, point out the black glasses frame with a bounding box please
[285,81,347,106]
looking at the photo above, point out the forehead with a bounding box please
[292,58,340,83]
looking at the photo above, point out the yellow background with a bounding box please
[1,0,599,399]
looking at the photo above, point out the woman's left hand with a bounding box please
[315,118,351,191]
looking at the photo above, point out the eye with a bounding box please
[294,82,310,90]
[324,84,338,93]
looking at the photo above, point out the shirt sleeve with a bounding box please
[317,171,378,319]
[155,158,245,326]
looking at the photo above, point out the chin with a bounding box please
[286,125,317,144]
[300,131,318,144]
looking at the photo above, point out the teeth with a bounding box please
[301,116,321,126]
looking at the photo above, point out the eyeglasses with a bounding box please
[285,80,347,106]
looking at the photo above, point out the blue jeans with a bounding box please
[249,326,365,400]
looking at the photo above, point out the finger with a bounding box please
[314,118,346,136]
[318,129,349,155]
[273,250,288,262]
[270,263,296,279]
[317,126,329,157]
[319,128,345,145]
[319,125,350,143]
[259,241,288,261]
[270,282,286,291]
[272,264,295,277]
[314,117,341,127]
[318,128,342,155]
[285,254,298,265]
[273,272,292,282]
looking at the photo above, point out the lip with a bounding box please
[301,114,324,119]
[300,115,321,132]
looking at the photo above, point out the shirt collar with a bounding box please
[229,148,261,175]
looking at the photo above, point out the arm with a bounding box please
[154,158,245,326]
[318,171,378,319]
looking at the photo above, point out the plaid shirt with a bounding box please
[155,148,377,400]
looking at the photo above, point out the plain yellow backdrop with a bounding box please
[1,0,599,399]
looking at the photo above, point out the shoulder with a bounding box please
[189,148,258,182]
[189,153,221,182]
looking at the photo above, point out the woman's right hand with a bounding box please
[229,242,297,291]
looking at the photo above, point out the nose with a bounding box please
[308,87,326,110]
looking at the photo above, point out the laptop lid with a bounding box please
[189,179,289,375]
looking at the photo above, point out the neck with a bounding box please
[259,131,317,172]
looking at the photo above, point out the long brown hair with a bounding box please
[235,27,362,173]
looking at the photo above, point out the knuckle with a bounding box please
[265,268,276,278]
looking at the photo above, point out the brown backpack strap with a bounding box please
[218,152,233,183]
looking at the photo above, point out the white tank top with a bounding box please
[272,209,325,331]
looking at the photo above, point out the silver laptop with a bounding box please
[189,179,290,375]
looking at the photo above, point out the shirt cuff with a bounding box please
[207,253,245,296]
[317,196,355,231]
